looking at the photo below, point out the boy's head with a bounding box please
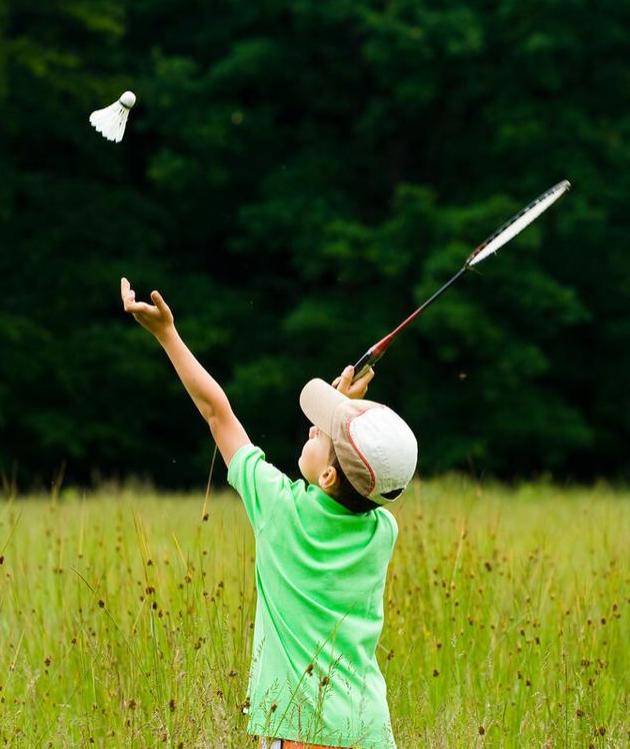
[298,378,418,513]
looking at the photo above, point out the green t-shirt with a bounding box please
[228,444,398,749]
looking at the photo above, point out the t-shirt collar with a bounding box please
[309,484,356,515]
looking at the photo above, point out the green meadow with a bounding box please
[0,479,627,748]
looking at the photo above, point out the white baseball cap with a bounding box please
[299,378,418,505]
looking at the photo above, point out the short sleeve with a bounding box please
[227,443,294,532]
[380,508,399,552]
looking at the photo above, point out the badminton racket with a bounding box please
[351,179,571,382]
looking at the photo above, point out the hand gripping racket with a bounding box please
[351,180,571,382]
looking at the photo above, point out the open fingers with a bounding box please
[150,290,167,313]
[121,277,136,310]
[121,277,158,316]
[124,300,153,315]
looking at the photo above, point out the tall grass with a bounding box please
[0,478,627,748]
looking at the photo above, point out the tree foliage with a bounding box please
[1,0,629,488]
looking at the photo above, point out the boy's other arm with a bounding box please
[121,278,250,466]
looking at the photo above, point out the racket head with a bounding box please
[467,180,571,267]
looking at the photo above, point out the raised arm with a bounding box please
[121,277,250,466]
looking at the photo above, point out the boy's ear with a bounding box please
[318,465,338,492]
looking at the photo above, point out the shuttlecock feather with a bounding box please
[89,91,136,143]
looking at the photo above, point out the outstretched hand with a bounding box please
[121,277,175,340]
[333,365,375,400]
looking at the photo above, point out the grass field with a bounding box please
[0,478,627,748]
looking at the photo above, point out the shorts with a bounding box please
[259,740,348,749]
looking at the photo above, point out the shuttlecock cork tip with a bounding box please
[119,91,136,109]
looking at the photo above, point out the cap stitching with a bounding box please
[345,410,378,495]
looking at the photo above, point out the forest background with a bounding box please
[1,0,628,490]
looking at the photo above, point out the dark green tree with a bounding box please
[1,0,628,489]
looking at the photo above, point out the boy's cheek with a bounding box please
[300,444,312,466]
[298,444,316,481]
[297,454,310,482]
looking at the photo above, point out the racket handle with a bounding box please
[351,349,382,384]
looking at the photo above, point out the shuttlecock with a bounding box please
[89,91,136,143]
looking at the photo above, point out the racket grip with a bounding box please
[351,350,379,384]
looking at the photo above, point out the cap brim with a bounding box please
[299,378,347,436]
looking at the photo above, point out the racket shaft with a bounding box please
[351,266,466,383]
[387,266,467,339]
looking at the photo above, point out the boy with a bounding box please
[121,278,418,749]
